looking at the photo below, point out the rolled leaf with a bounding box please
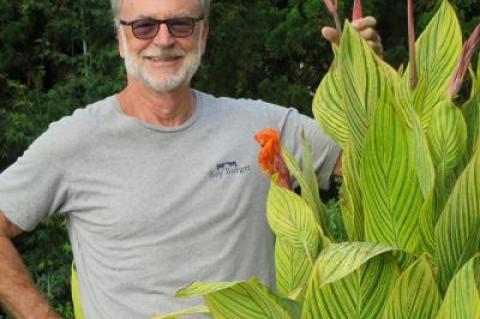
[301,242,399,319]
[362,93,424,253]
[427,101,467,174]
[281,139,327,233]
[412,111,436,199]
[435,254,480,319]
[435,144,480,293]
[383,255,441,319]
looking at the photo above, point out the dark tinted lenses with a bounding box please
[132,20,159,39]
[129,18,198,39]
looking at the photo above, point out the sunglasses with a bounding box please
[120,16,204,39]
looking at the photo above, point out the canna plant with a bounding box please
[155,0,480,318]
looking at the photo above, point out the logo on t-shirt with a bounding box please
[209,161,251,179]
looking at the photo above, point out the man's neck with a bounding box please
[117,80,197,127]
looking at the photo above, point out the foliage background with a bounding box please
[0,0,478,317]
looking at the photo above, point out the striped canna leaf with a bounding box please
[312,51,349,149]
[301,242,400,319]
[435,142,480,293]
[175,278,293,319]
[383,255,442,319]
[435,254,480,319]
[361,91,424,254]
[463,90,480,163]
[398,0,462,129]
[275,238,312,300]
[152,306,210,319]
[281,137,327,233]
[266,179,323,262]
[337,22,391,156]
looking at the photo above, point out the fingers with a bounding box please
[321,26,340,45]
[351,16,378,31]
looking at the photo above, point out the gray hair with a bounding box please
[110,0,211,27]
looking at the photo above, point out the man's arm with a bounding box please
[0,211,61,319]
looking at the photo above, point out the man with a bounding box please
[0,0,382,318]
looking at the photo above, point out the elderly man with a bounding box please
[0,0,382,318]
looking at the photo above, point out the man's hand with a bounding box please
[322,16,384,57]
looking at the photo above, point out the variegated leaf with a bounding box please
[313,49,349,148]
[338,23,391,156]
[152,306,210,319]
[401,0,463,129]
[383,255,441,319]
[275,238,312,299]
[435,144,480,293]
[267,180,321,261]
[362,93,424,253]
[301,242,399,319]
[435,254,480,319]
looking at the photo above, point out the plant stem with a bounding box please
[408,0,418,90]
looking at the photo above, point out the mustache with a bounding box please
[141,49,186,58]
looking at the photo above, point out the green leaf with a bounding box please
[339,145,364,241]
[267,180,321,260]
[383,255,441,319]
[362,94,424,253]
[402,0,463,128]
[427,101,467,175]
[313,54,349,148]
[281,138,326,234]
[412,111,436,199]
[152,306,210,319]
[435,254,480,319]
[435,145,480,293]
[275,238,312,299]
[463,91,480,162]
[177,281,242,298]
[204,278,293,319]
[301,242,399,319]
[338,22,391,156]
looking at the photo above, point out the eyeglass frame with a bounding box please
[119,16,205,39]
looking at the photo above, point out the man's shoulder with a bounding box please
[28,95,117,158]
[197,90,291,120]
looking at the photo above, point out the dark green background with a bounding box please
[0,0,478,317]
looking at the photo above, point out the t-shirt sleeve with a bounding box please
[280,108,341,190]
[0,128,69,231]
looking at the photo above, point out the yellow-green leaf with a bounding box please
[402,0,463,128]
[338,22,391,155]
[435,145,480,293]
[463,91,480,162]
[275,238,312,299]
[204,278,293,319]
[301,242,399,319]
[362,94,424,253]
[383,255,441,319]
[152,306,210,319]
[435,254,480,319]
[267,180,321,260]
[313,55,349,148]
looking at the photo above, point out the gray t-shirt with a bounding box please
[0,91,340,318]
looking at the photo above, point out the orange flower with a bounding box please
[254,128,291,189]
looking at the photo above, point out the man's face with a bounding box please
[118,0,208,92]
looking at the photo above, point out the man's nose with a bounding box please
[152,23,175,47]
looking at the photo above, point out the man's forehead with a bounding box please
[120,0,201,19]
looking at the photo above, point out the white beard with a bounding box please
[120,27,203,93]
